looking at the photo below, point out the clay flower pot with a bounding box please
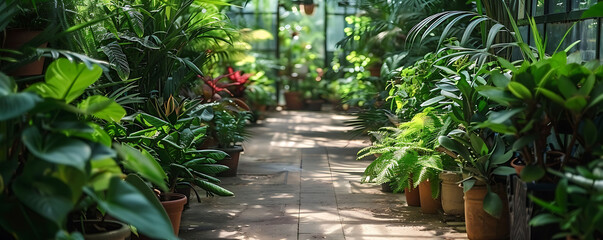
[217,145,244,177]
[510,158,525,175]
[3,29,48,76]
[284,91,304,110]
[404,178,420,207]
[418,180,441,214]
[464,184,510,240]
[439,172,464,216]
[78,220,131,240]
[160,193,187,236]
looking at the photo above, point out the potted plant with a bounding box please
[113,96,236,235]
[0,59,176,239]
[197,101,252,177]
[475,51,603,239]
[423,67,515,238]
[245,84,275,121]
[357,108,455,212]
[529,159,603,239]
[1,0,52,76]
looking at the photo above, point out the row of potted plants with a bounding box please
[1,0,261,239]
[349,1,602,239]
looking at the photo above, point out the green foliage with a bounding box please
[206,105,252,149]
[0,59,176,239]
[115,97,234,196]
[357,108,456,198]
[530,159,603,239]
[476,52,603,181]
[61,0,236,99]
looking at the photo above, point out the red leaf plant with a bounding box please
[197,73,239,102]
[227,66,253,97]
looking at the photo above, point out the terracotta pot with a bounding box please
[2,29,48,76]
[381,182,393,193]
[77,220,131,240]
[465,183,510,240]
[404,179,421,207]
[418,180,441,214]
[174,186,192,209]
[510,158,525,175]
[368,65,381,77]
[301,4,315,15]
[217,145,244,177]
[160,193,187,236]
[305,99,324,111]
[439,172,464,216]
[284,91,304,110]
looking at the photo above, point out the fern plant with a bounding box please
[357,108,456,198]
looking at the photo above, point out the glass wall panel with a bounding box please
[533,0,544,16]
[549,0,566,13]
[572,19,598,60]
[546,22,572,54]
[572,0,596,10]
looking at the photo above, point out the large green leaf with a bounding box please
[77,95,126,122]
[27,58,102,103]
[124,174,170,228]
[483,190,503,218]
[490,71,510,88]
[520,165,545,182]
[100,41,130,81]
[89,179,177,240]
[114,144,168,191]
[582,2,603,18]
[194,179,234,196]
[0,72,42,121]
[22,127,91,171]
[492,166,516,176]
[13,176,74,226]
[507,82,532,100]
[564,96,587,112]
[438,136,471,162]
[186,149,229,161]
[188,164,229,175]
[529,213,561,226]
[476,86,515,106]
[135,113,171,129]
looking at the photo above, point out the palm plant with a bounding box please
[56,0,236,99]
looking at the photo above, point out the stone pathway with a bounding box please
[179,110,468,240]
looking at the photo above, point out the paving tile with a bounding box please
[178,110,467,240]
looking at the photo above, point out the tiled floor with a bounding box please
[179,110,468,240]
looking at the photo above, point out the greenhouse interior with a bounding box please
[1,0,602,239]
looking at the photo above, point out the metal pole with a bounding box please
[275,1,281,105]
[323,0,328,68]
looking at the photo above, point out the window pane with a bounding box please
[546,22,572,55]
[533,0,544,16]
[572,0,597,10]
[327,15,345,51]
[517,0,527,20]
[549,0,565,13]
[573,19,597,61]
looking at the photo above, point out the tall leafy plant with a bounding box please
[0,59,176,239]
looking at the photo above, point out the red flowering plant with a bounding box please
[226,66,253,98]
[197,73,239,102]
